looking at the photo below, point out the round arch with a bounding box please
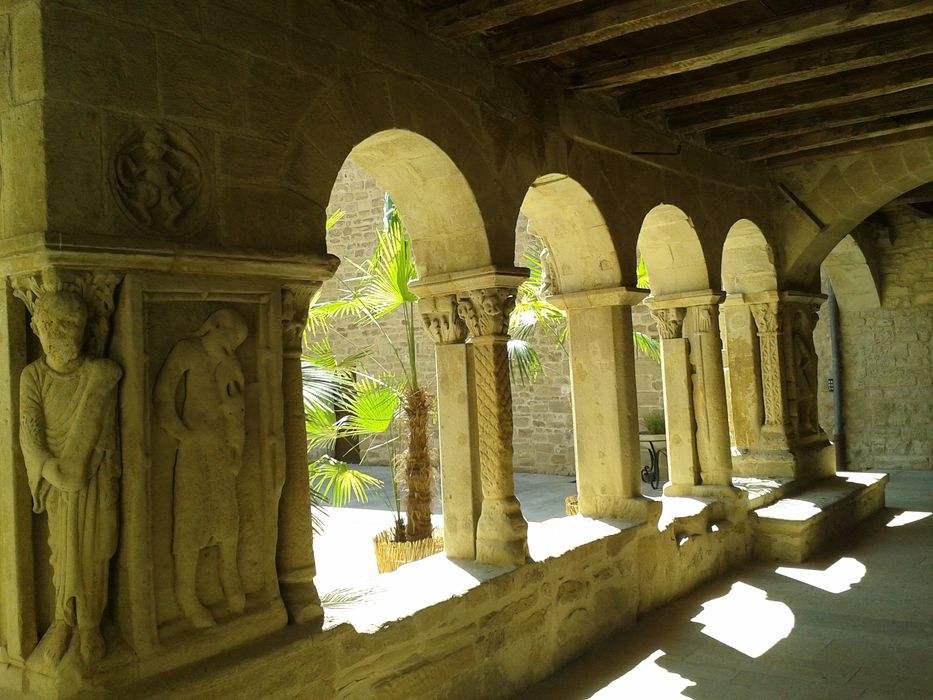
[823,234,882,311]
[518,173,621,294]
[721,219,778,295]
[637,204,710,296]
[285,73,498,276]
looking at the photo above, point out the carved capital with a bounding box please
[750,302,781,335]
[13,269,123,357]
[281,283,319,353]
[649,307,686,340]
[457,287,515,338]
[419,294,467,345]
[693,304,716,334]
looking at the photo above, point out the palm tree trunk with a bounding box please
[403,386,433,541]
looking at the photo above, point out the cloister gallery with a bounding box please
[0,1,930,698]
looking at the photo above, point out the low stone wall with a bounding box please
[126,510,749,699]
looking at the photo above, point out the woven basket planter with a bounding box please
[565,495,579,516]
[373,528,444,574]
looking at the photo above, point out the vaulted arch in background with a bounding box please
[823,234,882,311]
[721,219,778,296]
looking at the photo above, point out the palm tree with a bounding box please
[308,195,435,542]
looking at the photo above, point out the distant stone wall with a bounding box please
[318,160,663,474]
[815,207,933,471]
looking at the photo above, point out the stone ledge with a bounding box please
[751,471,889,564]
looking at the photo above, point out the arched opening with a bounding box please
[307,130,491,594]
[638,204,711,296]
[721,220,778,296]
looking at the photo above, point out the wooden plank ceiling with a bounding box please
[412,0,933,169]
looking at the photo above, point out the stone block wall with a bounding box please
[815,207,933,471]
[318,160,663,474]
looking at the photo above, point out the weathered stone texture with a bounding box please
[816,207,933,471]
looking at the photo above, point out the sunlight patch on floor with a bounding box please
[886,510,932,527]
[588,650,696,698]
[775,556,866,594]
[691,582,794,658]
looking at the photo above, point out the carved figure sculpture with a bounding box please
[792,310,819,435]
[154,309,249,629]
[19,291,122,666]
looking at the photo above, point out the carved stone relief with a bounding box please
[456,288,514,338]
[13,271,123,667]
[110,126,211,238]
[750,302,786,434]
[153,309,249,629]
[419,294,467,345]
[790,307,820,437]
[649,307,687,340]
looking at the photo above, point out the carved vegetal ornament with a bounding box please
[13,270,123,667]
[649,307,686,340]
[751,302,786,432]
[419,294,466,345]
[111,125,211,238]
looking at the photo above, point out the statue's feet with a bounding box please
[43,623,71,665]
[78,627,106,666]
[226,590,246,615]
[179,598,215,629]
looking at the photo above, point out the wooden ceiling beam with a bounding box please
[616,20,933,112]
[763,125,933,168]
[705,86,933,149]
[430,0,587,38]
[489,0,746,65]
[734,111,933,162]
[573,0,933,91]
[666,56,933,133]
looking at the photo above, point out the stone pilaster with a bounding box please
[418,293,481,560]
[551,286,659,523]
[276,283,323,627]
[456,287,529,568]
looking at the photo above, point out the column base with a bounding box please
[578,494,661,526]
[792,437,836,484]
[663,482,745,502]
[476,496,529,568]
[278,572,324,628]
[732,449,797,478]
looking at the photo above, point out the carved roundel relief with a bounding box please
[110,125,212,238]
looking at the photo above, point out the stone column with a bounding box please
[649,291,736,499]
[419,294,481,560]
[276,283,323,627]
[0,280,37,662]
[648,305,699,493]
[457,287,529,568]
[687,300,733,487]
[721,297,764,452]
[551,287,659,523]
[750,300,790,450]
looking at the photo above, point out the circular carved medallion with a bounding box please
[110,125,211,238]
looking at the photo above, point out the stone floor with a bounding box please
[517,470,933,699]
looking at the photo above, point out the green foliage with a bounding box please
[309,455,384,507]
[641,408,666,434]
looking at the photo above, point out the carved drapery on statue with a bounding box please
[13,270,123,668]
[154,309,249,630]
[456,288,528,568]
[789,305,821,438]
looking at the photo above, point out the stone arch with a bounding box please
[518,173,621,294]
[636,204,710,295]
[285,73,499,276]
[721,219,778,295]
[823,234,882,312]
[780,140,933,287]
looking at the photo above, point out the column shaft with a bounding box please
[276,285,323,626]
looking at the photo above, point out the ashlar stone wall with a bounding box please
[815,207,933,471]
[320,161,663,475]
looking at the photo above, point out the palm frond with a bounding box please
[633,331,661,363]
[308,455,384,507]
[636,255,651,289]
[326,209,347,231]
[342,375,399,436]
[508,338,544,385]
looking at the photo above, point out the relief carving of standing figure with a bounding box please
[19,291,122,666]
[154,309,249,629]
[792,310,819,435]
